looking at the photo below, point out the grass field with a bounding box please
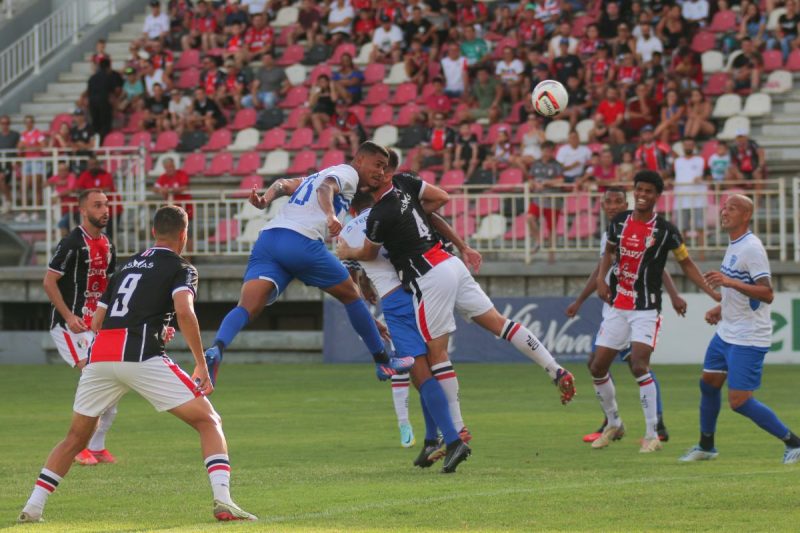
[2,363,800,532]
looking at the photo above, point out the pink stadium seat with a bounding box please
[491,168,524,192]
[102,131,125,148]
[505,101,525,124]
[703,73,729,96]
[202,129,233,152]
[275,25,294,47]
[440,170,465,191]
[175,49,200,70]
[363,83,391,106]
[700,139,719,163]
[492,38,518,59]
[307,64,333,86]
[762,50,784,72]
[284,107,308,129]
[469,123,485,144]
[122,111,145,134]
[366,104,394,127]
[566,215,597,239]
[396,103,421,127]
[390,83,418,106]
[513,121,531,143]
[231,108,257,130]
[232,174,264,197]
[153,130,179,152]
[277,44,305,66]
[349,105,367,125]
[129,131,152,149]
[452,214,476,239]
[786,49,800,70]
[233,151,262,176]
[286,127,314,150]
[709,10,737,32]
[565,193,592,214]
[398,147,419,172]
[418,170,437,184]
[485,123,512,145]
[257,128,287,150]
[176,68,200,90]
[287,150,317,175]
[441,195,468,217]
[417,82,436,103]
[278,86,309,109]
[571,15,596,38]
[320,149,345,168]
[182,153,206,175]
[504,213,530,241]
[656,191,674,213]
[312,127,337,150]
[474,196,501,216]
[328,43,357,65]
[363,63,387,85]
[208,218,239,244]
[49,113,73,135]
[690,32,716,53]
[205,152,234,177]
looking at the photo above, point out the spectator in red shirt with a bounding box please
[729,130,766,185]
[584,42,615,100]
[243,13,274,62]
[423,77,453,116]
[458,0,488,27]
[150,40,175,81]
[18,115,47,206]
[615,52,641,97]
[181,0,218,52]
[154,157,193,219]
[224,21,246,63]
[594,87,626,144]
[412,112,455,172]
[353,9,377,46]
[47,161,78,237]
[634,125,672,175]
[91,40,110,73]
[329,99,367,157]
[288,0,322,48]
[76,156,121,235]
[625,82,657,135]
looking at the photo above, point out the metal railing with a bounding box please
[0,0,118,98]
[794,177,800,262]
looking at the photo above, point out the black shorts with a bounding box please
[0,163,12,185]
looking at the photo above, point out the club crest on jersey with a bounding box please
[645,235,655,248]
[729,254,738,268]
[76,337,90,351]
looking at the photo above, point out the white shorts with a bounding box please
[73,356,201,417]
[410,256,494,341]
[595,307,662,351]
[50,325,94,367]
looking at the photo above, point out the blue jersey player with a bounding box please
[204,142,413,382]
[680,195,800,463]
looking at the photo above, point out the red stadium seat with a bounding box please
[396,103,421,127]
[201,129,232,152]
[571,15,596,38]
[320,149,345,168]
[565,193,592,214]
[505,101,526,124]
[366,103,394,127]
[398,147,419,172]
[513,121,531,143]
[328,43,357,65]
[452,214,476,239]
[122,112,146,134]
[703,73,729,96]
[417,82,436,103]
[257,127,287,150]
[469,123,485,144]
[700,138,719,163]
[690,32,716,53]
[418,170,437,184]
[49,113,73,135]
[102,131,125,148]
[175,49,200,70]
[232,174,264,198]
[153,131,179,153]
[231,108,257,130]
[474,196,501,216]
[129,131,152,149]
[176,68,200,90]
[390,83,418,106]
[182,153,207,175]
[709,10,737,32]
[284,107,308,129]
[492,37,518,59]
[286,127,314,150]
[440,170,465,191]
[205,152,233,176]
[363,83,391,106]
[349,105,367,125]
[441,195,468,217]
[287,150,317,175]
[505,213,533,241]
[312,127,336,150]
[762,50,784,72]
[786,49,800,70]
[278,86,309,109]
[491,168,524,192]
[567,215,597,239]
[363,63,387,85]
[233,151,262,176]
[208,218,239,244]
[277,44,305,66]
[307,64,333,86]
[275,25,294,47]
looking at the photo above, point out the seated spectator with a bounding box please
[642,50,665,95]
[327,0,355,46]
[511,114,545,169]
[458,0,488,27]
[729,130,766,186]
[167,89,192,134]
[534,0,561,35]
[737,2,766,47]
[517,5,546,48]
[615,52,641,97]
[403,5,436,48]
[708,141,733,182]
[578,23,601,60]
[456,67,501,124]
[683,88,715,139]
[548,21,578,58]
[0,115,20,214]
[47,161,78,237]
[635,23,663,63]
[119,66,146,113]
[141,1,171,47]
[593,86,626,144]
[453,122,481,180]
[495,46,524,104]
[460,25,490,68]
[634,125,672,174]
[188,87,227,133]
[556,131,593,188]
[125,43,142,72]
[289,0,322,48]
[154,157,193,220]
[182,0,218,52]
[682,0,709,27]
[243,13,274,62]
[768,0,800,59]
[330,100,367,157]
[670,45,703,91]
[142,60,168,96]
[201,55,225,97]
[672,137,707,245]
[69,111,95,156]
[220,58,250,110]
[585,43,615,99]
[579,148,618,191]
[618,149,635,182]
[411,112,455,173]
[563,74,593,128]
[482,127,513,179]
[625,83,658,136]
[49,123,72,152]
[143,83,171,132]
[610,23,637,59]
[424,77,453,116]
[224,21,246,62]
[656,4,687,50]
[371,15,405,63]
[333,54,364,104]
[76,156,120,235]
[440,42,469,98]
[404,37,430,89]
[654,88,685,143]
[521,47,549,96]
[242,52,289,109]
[552,39,583,85]
[353,8,377,46]
[223,1,249,32]
[490,5,516,36]
[526,140,564,254]
[306,74,338,135]
[728,37,762,94]
[150,40,174,81]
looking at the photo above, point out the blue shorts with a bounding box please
[703,333,768,391]
[243,228,349,305]
[382,288,427,358]
[592,334,632,361]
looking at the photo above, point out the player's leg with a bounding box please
[583,346,610,443]
[625,350,668,441]
[87,403,118,462]
[390,374,415,447]
[628,311,662,453]
[589,309,631,448]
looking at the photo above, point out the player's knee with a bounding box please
[728,391,751,410]
[588,358,606,378]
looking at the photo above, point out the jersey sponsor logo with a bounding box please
[619,247,645,260]
[122,259,155,270]
[617,285,637,300]
[400,192,411,214]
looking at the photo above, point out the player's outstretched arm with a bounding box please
[595,242,616,303]
[43,271,87,333]
[419,182,449,214]
[249,177,303,210]
[566,263,600,318]
[704,271,774,304]
[661,270,687,316]
[430,212,482,273]
[336,237,381,261]
[174,290,213,395]
[676,254,720,302]
[316,177,343,236]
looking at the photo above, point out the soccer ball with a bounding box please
[531,80,569,117]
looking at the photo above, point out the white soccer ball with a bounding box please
[531,80,569,117]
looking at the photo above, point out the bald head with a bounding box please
[721,194,754,235]
[728,194,753,217]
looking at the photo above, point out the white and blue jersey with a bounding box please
[243,165,360,303]
[340,208,402,299]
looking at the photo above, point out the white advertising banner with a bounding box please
[655,293,800,364]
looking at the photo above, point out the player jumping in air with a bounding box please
[566,187,687,443]
[204,142,413,383]
[43,189,119,466]
[19,206,256,523]
[680,195,800,464]
[592,171,720,453]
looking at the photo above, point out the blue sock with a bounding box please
[699,380,722,436]
[651,369,663,416]
[213,306,250,349]
[343,299,385,359]
[420,394,438,442]
[419,377,459,445]
[733,397,791,441]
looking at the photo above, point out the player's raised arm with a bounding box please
[174,289,212,395]
[249,177,303,210]
[675,251,720,302]
[336,236,381,261]
[429,212,482,273]
[316,176,344,236]
[419,182,449,214]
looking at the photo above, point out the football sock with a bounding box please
[23,468,62,517]
[430,361,464,433]
[592,374,622,427]
[500,319,561,380]
[88,403,117,452]
[651,369,664,416]
[699,379,721,450]
[637,373,659,439]
[420,395,439,442]
[783,432,800,448]
[733,397,790,441]
[214,306,250,349]
[391,374,411,425]
[343,299,386,361]
[419,377,459,445]
[205,454,233,506]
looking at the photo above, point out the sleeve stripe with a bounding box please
[752,272,771,280]
[96,302,108,309]
[48,267,65,275]
[365,236,383,245]
[418,181,427,199]
[172,286,195,297]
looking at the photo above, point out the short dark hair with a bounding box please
[604,186,627,197]
[153,205,188,238]
[386,148,400,170]
[356,141,390,159]
[79,188,105,206]
[633,170,664,194]
[98,57,111,70]
[351,190,374,212]
[541,140,555,150]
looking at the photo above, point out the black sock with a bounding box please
[699,432,715,451]
[657,415,665,430]
[783,432,800,448]
[446,439,462,451]
[372,349,389,364]
[215,340,225,353]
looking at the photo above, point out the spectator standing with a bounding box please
[440,42,469,98]
[634,125,672,174]
[594,86,626,144]
[17,115,47,212]
[0,115,20,214]
[708,142,732,183]
[87,58,118,141]
[91,40,110,72]
[453,122,481,179]
[673,138,707,247]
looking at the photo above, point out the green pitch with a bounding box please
[3,363,800,532]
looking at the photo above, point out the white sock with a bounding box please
[500,319,561,380]
[391,374,410,425]
[592,374,622,427]
[88,403,118,451]
[23,468,62,517]
[431,360,465,431]
[637,373,659,439]
[205,454,233,505]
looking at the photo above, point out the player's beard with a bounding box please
[88,214,108,229]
